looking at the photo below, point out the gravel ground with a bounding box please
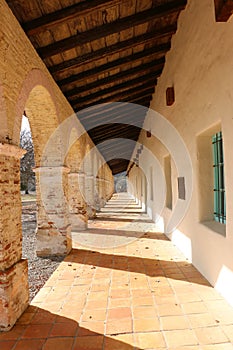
[22,203,63,302]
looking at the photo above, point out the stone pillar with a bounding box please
[68,172,87,231]
[98,178,106,208]
[99,166,107,208]
[0,143,29,331]
[34,166,72,256]
[94,158,101,211]
[94,176,101,211]
[85,174,96,219]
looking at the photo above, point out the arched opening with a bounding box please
[65,128,87,231]
[16,79,67,301]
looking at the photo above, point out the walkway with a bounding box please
[1,193,233,349]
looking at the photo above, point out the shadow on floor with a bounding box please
[72,228,169,241]
[92,216,153,223]
[0,306,142,350]
[66,248,210,287]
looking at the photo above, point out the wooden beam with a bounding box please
[23,0,122,35]
[65,64,163,98]
[128,98,152,107]
[85,111,146,133]
[59,44,168,87]
[78,101,144,121]
[71,73,156,106]
[74,86,155,111]
[76,99,149,116]
[38,0,186,58]
[124,91,154,104]
[89,124,141,141]
[214,0,233,21]
[79,106,146,130]
[51,27,173,74]
[108,160,129,174]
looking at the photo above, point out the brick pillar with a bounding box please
[0,143,29,331]
[68,172,87,231]
[34,166,72,256]
[85,174,96,219]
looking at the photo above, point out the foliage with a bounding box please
[20,129,35,194]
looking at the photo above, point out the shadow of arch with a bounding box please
[0,305,142,349]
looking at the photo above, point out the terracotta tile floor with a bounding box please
[1,193,233,349]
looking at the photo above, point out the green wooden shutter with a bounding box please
[212,131,226,224]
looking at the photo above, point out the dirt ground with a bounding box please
[22,202,63,301]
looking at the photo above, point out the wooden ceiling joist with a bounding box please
[49,24,176,73]
[60,50,165,89]
[6,0,187,174]
[71,74,156,107]
[89,125,141,145]
[123,91,154,104]
[38,0,186,58]
[129,98,152,107]
[23,0,122,35]
[86,110,146,132]
[65,64,163,98]
[79,110,146,131]
[78,101,145,121]
[76,97,151,114]
[74,86,155,111]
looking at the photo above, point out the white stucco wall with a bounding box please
[128,0,233,305]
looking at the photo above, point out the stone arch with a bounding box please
[14,69,62,166]
[14,69,71,257]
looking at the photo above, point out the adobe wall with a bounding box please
[0,0,114,330]
[129,0,233,305]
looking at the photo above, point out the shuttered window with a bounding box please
[212,131,226,224]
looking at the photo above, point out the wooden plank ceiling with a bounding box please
[6,0,187,174]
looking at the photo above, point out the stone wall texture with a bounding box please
[0,0,114,330]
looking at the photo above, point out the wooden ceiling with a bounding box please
[6,0,187,174]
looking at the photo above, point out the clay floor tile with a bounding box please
[43,337,74,350]
[13,339,45,350]
[134,331,166,348]
[73,335,104,350]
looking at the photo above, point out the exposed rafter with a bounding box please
[78,101,144,120]
[50,27,174,74]
[6,0,187,174]
[38,0,186,58]
[74,87,155,111]
[60,51,165,89]
[65,64,163,98]
[67,70,158,100]
[78,103,147,127]
[71,74,156,107]
[214,0,233,21]
[123,91,154,104]
[23,0,122,35]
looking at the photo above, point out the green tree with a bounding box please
[20,129,35,194]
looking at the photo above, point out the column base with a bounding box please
[36,225,72,257]
[0,259,29,331]
[70,213,87,232]
[87,206,96,219]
